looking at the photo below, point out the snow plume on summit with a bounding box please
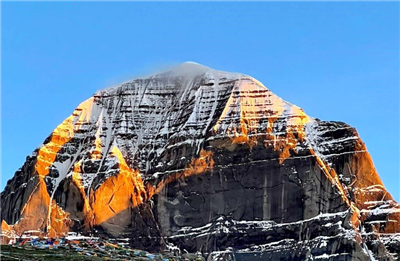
[1,63,399,259]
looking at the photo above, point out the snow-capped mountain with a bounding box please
[1,62,399,259]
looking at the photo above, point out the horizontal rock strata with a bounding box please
[1,62,399,260]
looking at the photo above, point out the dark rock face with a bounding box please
[170,211,369,260]
[154,142,346,235]
[1,63,399,260]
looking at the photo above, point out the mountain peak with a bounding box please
[165,61,211,77]
[2,63,399,259]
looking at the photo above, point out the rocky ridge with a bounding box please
[1,62,399,260]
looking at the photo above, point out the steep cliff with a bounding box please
[1,62,399,260]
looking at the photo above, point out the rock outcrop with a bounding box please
[1,62,399,260]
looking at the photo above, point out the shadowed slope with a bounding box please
[1,63,398,259]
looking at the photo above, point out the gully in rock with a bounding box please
[1,62,399,260]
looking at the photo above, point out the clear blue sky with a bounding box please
[1,2,399,201]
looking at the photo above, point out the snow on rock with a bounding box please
[1,62,399,259]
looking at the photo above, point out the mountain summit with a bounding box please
[1,63,399,259]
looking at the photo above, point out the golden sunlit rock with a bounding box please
[12,177,71,237]
[1,63,398,259]
[213,78,311,164]
[90,146,146,226]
